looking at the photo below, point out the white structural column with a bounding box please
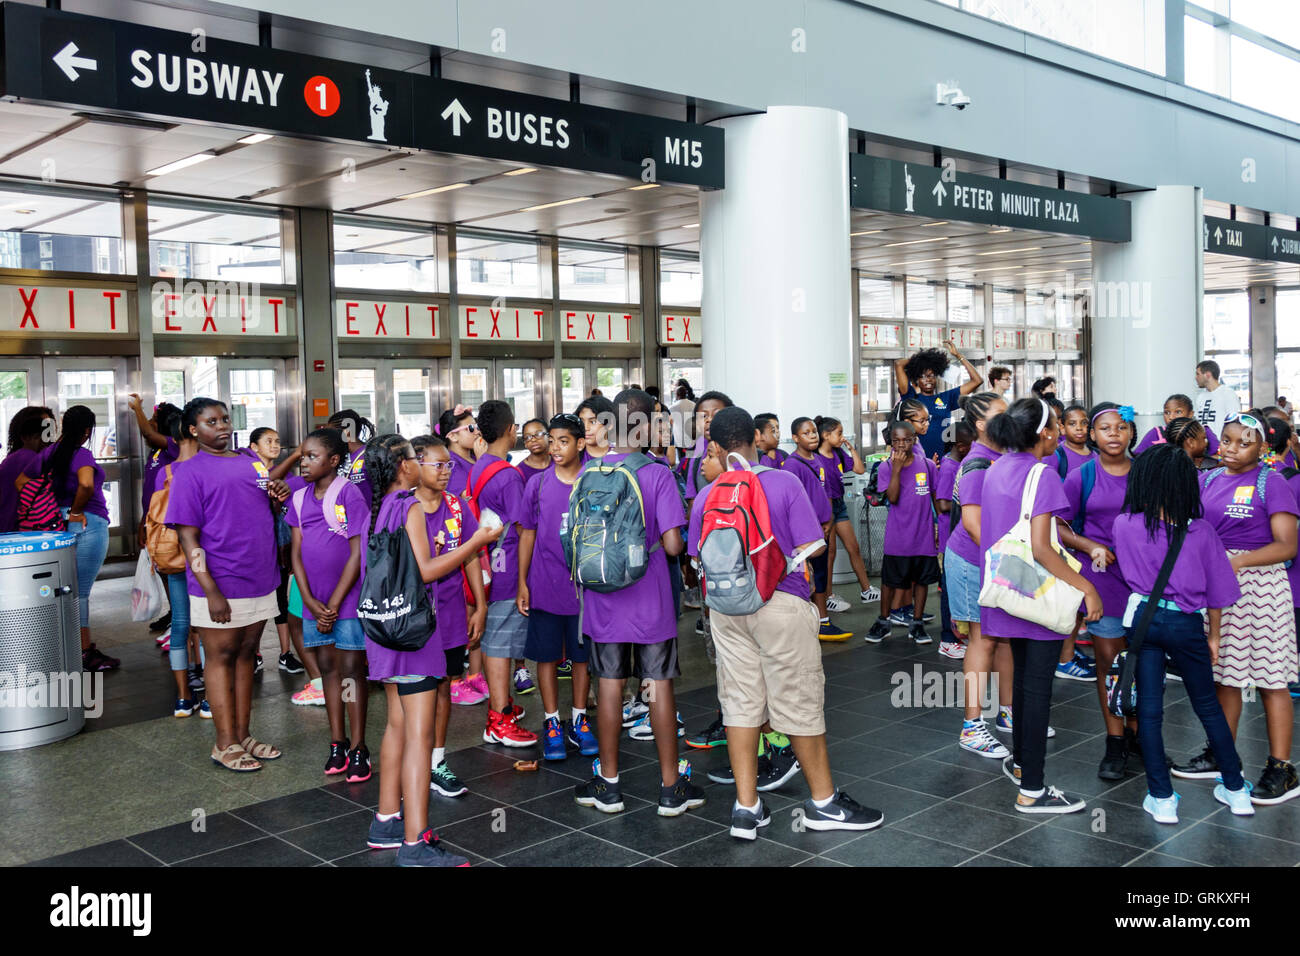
[700,107,853,443]
[1091,185,1203,438]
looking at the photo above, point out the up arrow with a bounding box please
[1272,235,1279,253]
[931,180,947,206]
[440,99,471,136]
[53,42,98,82]
[1214,225,1223,244]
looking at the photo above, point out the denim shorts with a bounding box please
[301,615,365,651]
[524,608,589,664]
[944,547,982,623]
[831,496,849,523]
[1085,614,1126,639]
[481,599,528,659]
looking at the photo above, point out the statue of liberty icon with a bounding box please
[904,164,915,213]
[365,69,390,142]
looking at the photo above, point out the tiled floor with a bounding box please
[19,581,1300,867]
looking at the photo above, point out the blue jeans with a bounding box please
[1134,604,1244,798]
[66,510,109,629]
[166,571,203,671]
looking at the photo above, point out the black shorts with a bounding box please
[881,553,941,590]
[524,608,589,664]
[588,637,680,682]
[394,675,442,696]
[810,550,829,595]
[444,645,467,679]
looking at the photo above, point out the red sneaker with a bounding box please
[482,709,538,747]
[504,696,526,722]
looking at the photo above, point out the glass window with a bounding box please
[1214,352,1251,410]
[456,233,549,299]
[1230,35,1300,124]
[154,370,187,410]
[1230,0,1300,53]
[148,202,284,284]
[459,367,489,409]
[660,253,701,308]
[500,366,536,423]
[993,289,1019,326]
[1278,290,1300,349]
[859,276,894,317]
[1184,14,1220,94]
[338,369,377,424]
[561,366,586,414]
[228,367,277,451]
[0,370,31,452]
[393,367,431,437]
[1276,353,1300,420]
[1204,292,1249,351]
[0,186,125,274]
[905,282,935,322]
[1026,293,1052,327]
[334,219,440,293]
[948,284,977,324]
[557,242,636,304]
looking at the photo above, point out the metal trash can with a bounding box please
[0,532,84,751]
[844,471,887,577]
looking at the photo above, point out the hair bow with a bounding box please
[453,404,470,417]
[1117,405,1135,423]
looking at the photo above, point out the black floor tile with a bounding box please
[278,809,377,861]
[320,775,384,810]
[228,788,360,833]
[581,803,722,856]
[868,755,1000,799]
[1127,850,1209,867]
[433,807,571,860]
[992,825,1146,867]
[893,800,1044,853]
[1156,821,1300,867]
[957,853,1028,866]
[657,830,813,867]
[455,765,582,805]
[28,839,164,867]
[831,690,921,721]
[632,857,674,867]
[447,746,526,781]
[127,811,265,864]
[516,786,654,831]
[823,827,974,867]
[853,722,959,758]
[822,709,894,741]
[824,738,917,777]
[174,835,322,867]
[496,830,648,866]
[428,790,510,828]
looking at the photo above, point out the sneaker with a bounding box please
[187,667,204,694]
[694,617,705,636]
[198,699,212,719]
[628,712,684,741]
[887,610,912,627]
[278,651,304,674]
[345,744,372,783]
[468,672,490,697]
[826,593,851,613]
[566,714,599,756]
[938,640,967,660]
[1014,785,1086,814]
[504,696,526,722]
[994,708,1055,738]
[818,619,852,641]
[556,659,573,680]
[1098,734,1128,782]
[757,744,801,792]
[1073,648,1097,669]
[483,709,538,747]
[450,678,486,706]
[621,696,650,727]
[907,622,933,646]
[658,759,706,817]
[1170,745,1220,780]
[802,790,884,831]
[1164,654,1183,683]
[324,739,350,775]
[1214,781,1255,816]
[173,698,196,718]
[1289,681,1300,699]
[1055,658,1096,681]
[254,653,264,675]
[367,813,404,850]
[149,611,172,633]
[513,667,535,696]
[1142,792,1180,824]
[1002,756,1022,784]
[396,829,469,867]
[292,681,325,706]
[730,799,771,840]
[918,612,935,624]
[863,618,891,644]
[1250,757,1300,805]
[959,720,1010,759]
[686,715,727,749]
[542,717,567,761]
[156,629,171,650]
[860,585,881,603]
[574,762,625,813]
[431,760,469,797]
[683,586,702,609]
[707,764,736,785]
[82,644,120,672]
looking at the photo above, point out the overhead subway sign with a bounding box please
[0,3,724,188]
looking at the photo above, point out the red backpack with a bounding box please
[697,457,787,616]
[17,471,65,532]
[461,459,517,604]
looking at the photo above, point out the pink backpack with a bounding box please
[292,476,348,534]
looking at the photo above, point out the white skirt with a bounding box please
[190,591,278,630]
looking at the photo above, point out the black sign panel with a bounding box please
[1202,215,1300,264]
[0,4,722,188]
[849,154,1131,242]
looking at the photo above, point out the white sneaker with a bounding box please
[1214,781,1255,816]
[1142,792,1180,824]
[938,640,967,660]
[628,712,684,740]
[860,586,881,603]
[958,720,1009,759]
[682,587,702,610]
[621,696,649,727]
[826,593,850,613]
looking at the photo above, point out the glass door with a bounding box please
[0,359,44,452]
[560,359,639,411]
[859,361,897,451]
[559,365,586,414]
[661,357,703,397]
[497,362,541,427]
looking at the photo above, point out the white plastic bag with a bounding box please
[130,551,166,622]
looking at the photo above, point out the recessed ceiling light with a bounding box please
[208,236,232,243]
[629,183,660,191]
[892,258,942,266]
[682,223,699,229]
[14,209,35,215]
[850,229,884,237]
[988,226,1012,234]
[396,182,470,201]
[883,236,948,247]
[238,133,273,145]
[923,220,950,227]
[504,167,537,176]
[521,196,590,212]
[975,246,1042,256]
[346,233,360,238]
[146,151,217,177]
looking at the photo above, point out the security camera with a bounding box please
[950,92,971,110]
[936,82,971,110]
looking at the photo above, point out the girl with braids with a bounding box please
[1171,413,1300,805]
[893,339,984,461]
[1135,394,1220,458]
[1261,417,1292,472]
[1165,417,1219,471]
[165,398,291,771]
[0,405,53,532]
[328,408,377,504]
[944,391,1013,758]
[1060,404,1096,474]
[362,433,502,866]
[437,405,481,497]
[19,405,116,670]
[981,397,1101,814]
[286,427,371,781]
[1113,444,1251,823]
[895,398,931,458]
[815,415,881,609]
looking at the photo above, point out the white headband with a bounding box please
[1037,399,1051,433]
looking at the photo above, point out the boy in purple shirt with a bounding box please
[467,400,537,748]
[687,407,884,838]
[935,418,973,659]
[754,412,788,469]
[573,390,695,818]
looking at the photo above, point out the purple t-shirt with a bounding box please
[1288,472,1300,607]
[979,453,1071,641]
[781,454,831,524]
[520,468,579,616]
[285,479,368,620]
[516,460,550,486]
[1063,462,1131,618]
[1061,445,1096,474]
[338,449,372,509]
[876,454,938,557]
[0,447,38,532]
[448,451,474,499]
[1112,515,1241,614]
[946,441,1001,566]
[164,449,278,599]
[1200,465,1298,552]
[1135,426,1219,457]
[688,465,823,602]
[683,435,709,500]
[425,493,476,652]
[817,448,853,501]
[760,448,789,469]
[936,454,959,556]
[361,490,444,680]
[583,453,685,644]
[142,438,180,513]
[467,453,524,603]
[26,445,108,521]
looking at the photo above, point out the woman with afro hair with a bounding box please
[893,339,983,461]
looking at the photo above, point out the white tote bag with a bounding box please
[978,462,1084,634]
[130,551,167,623]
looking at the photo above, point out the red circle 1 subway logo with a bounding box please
[304,75,340,116]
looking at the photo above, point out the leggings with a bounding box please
[1008,636,1064,793]
[67,510,109,629]
[274,564,291,626]
[165,571,205,672]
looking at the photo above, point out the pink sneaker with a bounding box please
[292,681,325,707]
[451,676,488,706]
[470,672,490,697]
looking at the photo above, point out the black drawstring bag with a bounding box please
[1106,531,1183,719]
[357,503,435,652]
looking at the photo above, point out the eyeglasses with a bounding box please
[551,413,582,425]
[419,459,453,471]
[523,431,548,441]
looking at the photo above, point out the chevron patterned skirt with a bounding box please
[1210,553,1298,690]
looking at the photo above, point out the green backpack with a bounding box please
[564,453,659,593]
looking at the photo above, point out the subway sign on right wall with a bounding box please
[1203,215,1300,265]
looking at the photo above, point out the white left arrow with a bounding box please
[53,42,98,82]
[440,98,471,136]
